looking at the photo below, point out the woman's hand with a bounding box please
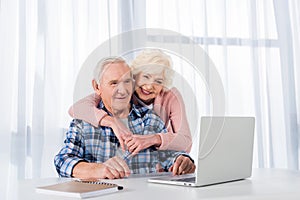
[125,134,162,155]
[100,115,133,152]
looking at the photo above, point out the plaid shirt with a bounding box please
[54,101,185,177]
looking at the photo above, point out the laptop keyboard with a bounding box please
[171,177,196,182]
[129,172,172,178]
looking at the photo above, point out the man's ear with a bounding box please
[92,80,101,95]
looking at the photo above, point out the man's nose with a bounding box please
[116,81,126,94]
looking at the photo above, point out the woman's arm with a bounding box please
[68,93,132,151]
[68,93,105,127]
[125,88,192,154]
[125,134,162,155]
[156,88,192,153]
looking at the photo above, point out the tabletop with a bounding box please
[12,168,300,200]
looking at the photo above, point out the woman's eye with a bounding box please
[155,80,163,85]
[143,75,150,79]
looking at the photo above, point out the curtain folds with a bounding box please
[144,0,300,170]
[1,0,121,192]
[0,3,299,200]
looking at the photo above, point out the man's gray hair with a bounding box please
[93,56,127,84]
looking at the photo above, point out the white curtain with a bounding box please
[0,0,123,199]
[1,0,299,199]
[144,0,300,170]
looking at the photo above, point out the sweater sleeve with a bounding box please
[68,93,107,127]
[156,88,192,153]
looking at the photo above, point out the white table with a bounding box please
[15,168,300,200]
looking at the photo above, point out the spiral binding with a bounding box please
[74,179,123,190]
[75,179,114,185]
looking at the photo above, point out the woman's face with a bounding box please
[134,72,165,104]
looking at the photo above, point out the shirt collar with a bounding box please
[98,101,111,115]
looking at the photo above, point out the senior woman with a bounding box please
[69,49,192,155]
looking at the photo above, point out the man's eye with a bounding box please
[110,82,118,86]
[124,79,132,84]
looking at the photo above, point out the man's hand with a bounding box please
[73,156,130,179]
[101,156,131,179]
[169,155,196,176]
[101,115,133,152]
[125,134,162,156]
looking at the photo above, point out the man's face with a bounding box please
[98,62,133,115]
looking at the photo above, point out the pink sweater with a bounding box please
[69,87,192,152]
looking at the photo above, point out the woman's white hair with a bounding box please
[93,56,127,84]
[130,49,174,88]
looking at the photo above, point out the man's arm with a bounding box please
[168,155,196,175]
[157,150,195,174]
[54,119,130,179]
[54,119,87,177]
[72,156,130,179]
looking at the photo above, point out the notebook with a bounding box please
[36,179,123,199]
[148,116,255,187]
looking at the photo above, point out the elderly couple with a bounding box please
[54,49,196,179]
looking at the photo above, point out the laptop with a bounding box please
[148,116,255,187]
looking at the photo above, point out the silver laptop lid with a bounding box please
[195,117,255,185]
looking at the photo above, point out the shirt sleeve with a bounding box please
[68,93,107,127]
[54,119,87,177]
[143,110,168,134]
[142,110,192,171]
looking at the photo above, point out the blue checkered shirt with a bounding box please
[54,101,185,177]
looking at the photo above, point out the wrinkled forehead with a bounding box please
[137,64,169,78]
[101,62,132,82]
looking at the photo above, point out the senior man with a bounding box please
[54,57,195,179]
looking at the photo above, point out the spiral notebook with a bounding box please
[36,179,123,199]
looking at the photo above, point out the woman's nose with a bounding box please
[143,83,154,90]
